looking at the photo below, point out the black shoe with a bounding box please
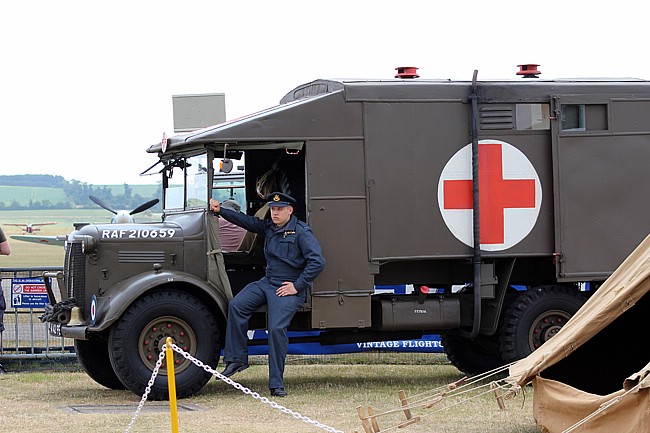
[0,363,5,374]
[270,387,287,397]
[220,362,249,377]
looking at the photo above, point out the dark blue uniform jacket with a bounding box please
[218,208,325,292]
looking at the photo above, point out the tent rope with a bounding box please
[396,362,515,410]
[355,363,523,433]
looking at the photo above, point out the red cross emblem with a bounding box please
[437,140,542,251]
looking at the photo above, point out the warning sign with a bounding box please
[11,277,49,308]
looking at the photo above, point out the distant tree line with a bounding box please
[0,174,68,188]
[0,199,72,211]
[0,174,162,211]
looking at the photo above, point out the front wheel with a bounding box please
[108,289,223,400]
[499,285,585,364]
[75,338,126,390]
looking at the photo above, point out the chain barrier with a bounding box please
[124,348,166,433]
[169,342,345,433]
[125,341,345,433]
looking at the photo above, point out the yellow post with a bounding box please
[166,337,180,433]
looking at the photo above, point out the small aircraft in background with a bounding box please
[5,222,57,234]
[9,196,160,247]
[9,234,66,246]
[6,222,62,246]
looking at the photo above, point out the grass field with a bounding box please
[0,354,539,433]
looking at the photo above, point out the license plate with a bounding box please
[48,322,62,337]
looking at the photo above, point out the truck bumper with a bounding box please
[49,322,88,340]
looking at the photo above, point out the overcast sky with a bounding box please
[2,0,646,185]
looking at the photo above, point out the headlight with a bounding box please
[77,235,97,254]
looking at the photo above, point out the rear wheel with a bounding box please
[75,338,126,390]
[441,285,520,375]
[499,285,585,364]
[441,331,505,375]
[108,289,223,400]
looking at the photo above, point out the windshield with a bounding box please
[164,154,209,210]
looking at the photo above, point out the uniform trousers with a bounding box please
[224,277,305,389]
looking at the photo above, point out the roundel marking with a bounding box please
[437,139,542,251]
[90,294,97,326]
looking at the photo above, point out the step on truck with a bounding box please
[45,65,650,399]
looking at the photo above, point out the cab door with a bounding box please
[306,139,374,328]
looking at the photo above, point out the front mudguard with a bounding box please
[84,270,229,334]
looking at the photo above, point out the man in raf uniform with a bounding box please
[209,192,325,397]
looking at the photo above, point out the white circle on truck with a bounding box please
[437,139,542,251]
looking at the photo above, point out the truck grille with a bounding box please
[64,243,87,316]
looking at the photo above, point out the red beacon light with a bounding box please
[395,66,419,79]
[517,64,541,79]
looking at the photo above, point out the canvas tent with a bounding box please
[504,233,650,432]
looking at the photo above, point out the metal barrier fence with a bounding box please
[0,267,76,359]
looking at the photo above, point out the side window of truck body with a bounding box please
[516,104,551,130]
[561,104,608,131]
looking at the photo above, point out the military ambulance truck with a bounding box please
[45,66,650,399]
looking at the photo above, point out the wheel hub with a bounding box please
[529,310,571,350]
[138,315,197,375]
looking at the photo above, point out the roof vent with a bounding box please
[517,64,541,78]
[395,66,419,79]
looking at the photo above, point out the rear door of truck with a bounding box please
[551,94,650,280]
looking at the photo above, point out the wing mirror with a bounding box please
[219,158,233,173]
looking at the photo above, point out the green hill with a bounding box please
[103,184,160,197]
[0,184,161,209]
[0,185,68,206]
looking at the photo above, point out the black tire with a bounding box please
[75,338,126,390]
[499,285,586,364]
[441,331,506,375]
[108,289,223,400]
